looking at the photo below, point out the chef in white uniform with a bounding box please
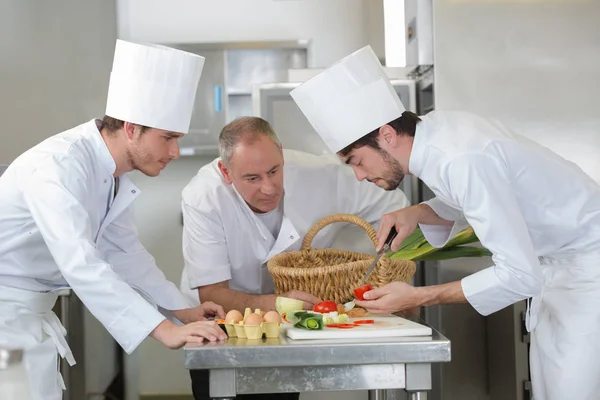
[180,116,410,400]
[0,39,227,400]
[291,45,600,400]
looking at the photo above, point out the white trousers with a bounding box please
[528,253,600,400]
[0,286,75,400]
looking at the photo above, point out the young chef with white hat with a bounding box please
[180,116,411,400]
[0,39,227,400]
[291,45,600,400]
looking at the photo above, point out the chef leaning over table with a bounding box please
[0,39,227,400]
[291,45,600,400]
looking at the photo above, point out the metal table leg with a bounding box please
[209,369,236,400]
[405,363,431,400]
[407,392,427,400]
[368,389,387,400]
[369,389,412,400]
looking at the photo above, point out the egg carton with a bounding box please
[223,321,282,339]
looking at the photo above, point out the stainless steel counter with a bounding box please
[184,319,450,399]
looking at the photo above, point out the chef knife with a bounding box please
[363,227,399,284]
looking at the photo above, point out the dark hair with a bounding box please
[338,111,421,156]
[218,116,281,166]
[99,115,149,134]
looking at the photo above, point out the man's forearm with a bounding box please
[417,281,468,307]
[416,204,454,226]
[200,286,277,313]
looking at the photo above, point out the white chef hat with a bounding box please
[105,39,205,134]
[290,45,406,153]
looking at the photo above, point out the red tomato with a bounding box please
[313,300,337,313]
[353,283,372,300]
[354,319,375,325]
[336,324,357,329]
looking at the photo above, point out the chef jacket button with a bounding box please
[131,190,136,194]
[290,235,294,239]
[104,179,107,183]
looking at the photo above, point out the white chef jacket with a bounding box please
[180,149,411,305]
[0,119,190,353]
[409,110,600,316]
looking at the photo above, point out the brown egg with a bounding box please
[225,309,243,324]
[244,313,263,326]
[263,311,282,324]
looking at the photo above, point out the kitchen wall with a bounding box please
[118,1,385,398]
[116,0,385,67]
[433,0,600,185]
[0,0,116,163]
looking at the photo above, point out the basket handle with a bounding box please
[301,213,378,250]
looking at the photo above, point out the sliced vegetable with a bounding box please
[335,324,357,329]
[354,319,375,325]
[313,300,337,313]
[322,312,350,325]
[290,311,324,330]
[275,297,304,314]
[353,284,372,301]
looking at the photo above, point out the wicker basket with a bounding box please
[267,213,416,304]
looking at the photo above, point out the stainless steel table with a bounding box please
[184,319,450,399]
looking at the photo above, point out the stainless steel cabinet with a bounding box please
[167,46,227,156]
[167,43,308,156]
[252,78,416,157]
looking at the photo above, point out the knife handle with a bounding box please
[385,227,399,247]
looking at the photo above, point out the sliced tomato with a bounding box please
[353,283,372,301]
[354,319,375,325]
[326,323,341,328]
[336,324,357,329]
[313,300,337,313]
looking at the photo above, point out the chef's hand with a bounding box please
[376,206,421,252]
[354,282,421,314]
[151,320,227,349]
[281,290,322,310]
[172,302,226,324]
[195,301,226,320]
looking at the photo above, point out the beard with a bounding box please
[127,145,159,177]
[373,149,405,191]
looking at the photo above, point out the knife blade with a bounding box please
[363,227,399,284]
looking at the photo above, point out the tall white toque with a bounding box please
[105,39,205,133]
[290,45,406,153]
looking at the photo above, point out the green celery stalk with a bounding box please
[412,246,492,261]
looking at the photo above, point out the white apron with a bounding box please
[527,252,600,400]
[0,286,75,400]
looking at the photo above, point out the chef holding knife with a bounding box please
[0,39,227,400]
[291,45,600,400]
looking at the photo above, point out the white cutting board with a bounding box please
[285,315,432,340]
